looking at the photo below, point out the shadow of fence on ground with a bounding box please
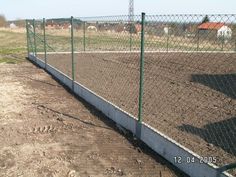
[191,74,236,99]
[178,117,236,156]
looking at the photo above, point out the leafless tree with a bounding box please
[0,14,6,27]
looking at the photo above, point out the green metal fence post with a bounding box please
[235,39,236,52]
[138,12,145,124]
[33,19,37,56]
[71,16,75,90]
[197,30,199,51]
[129,28,132,51]
[83,21,86,51]
[25,20,30,58]
[43,18,47,69]
[221,37,224,51]
[166,32,169,52]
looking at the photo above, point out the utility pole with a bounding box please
[129,0,134,23]
[129,0,134,51]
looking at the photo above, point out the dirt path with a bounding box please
[0,61,187,177]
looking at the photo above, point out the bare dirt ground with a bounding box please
[39,52,236,174]
[0,61,187,177]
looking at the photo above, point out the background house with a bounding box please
[9,23,17,29]
[217,25,232,40]
[198,22,232,41]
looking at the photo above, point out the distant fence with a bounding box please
[26,14,236,176]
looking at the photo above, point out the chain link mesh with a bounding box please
[34,20,44,57]
[143,14,236,175]
[27,14,236,175]
[73,15,141,116]
[43,18,72,77]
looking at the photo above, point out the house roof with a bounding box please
[198,22,225,30]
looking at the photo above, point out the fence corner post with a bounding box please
[33,19,37,57]
[70,16,75,90]
[43,18,47,69]
[25,20,30,58]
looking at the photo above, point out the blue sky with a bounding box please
[0,0,236,20]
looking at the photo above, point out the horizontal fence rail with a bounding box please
[26,14,236,176]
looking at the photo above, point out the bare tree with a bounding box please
[0,14,6,27]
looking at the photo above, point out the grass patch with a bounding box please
[0,57,25,64]
[0,47,26,55]
[0,58,16,64]
[40,30,235,52]
[0,30,27,64]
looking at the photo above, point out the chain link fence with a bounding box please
[26,14,236,175]
[143,15,236,175]
[74,15,142,117]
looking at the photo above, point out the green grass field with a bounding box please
[1,28,234,65]
[0,30,26,64]
[27,27,236,53]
